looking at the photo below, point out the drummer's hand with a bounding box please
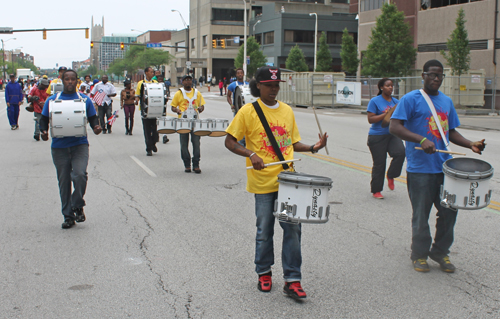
[420,138,436,154]
[313,132,329,151]
[471,139,486,154]
[40,130,49,141]
[250,153,265,170]
[198,105,205,113]
[93,125,102,135]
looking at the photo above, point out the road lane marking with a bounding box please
[299,152,500,212]
[130,156,157,177]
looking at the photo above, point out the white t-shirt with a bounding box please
[91,82,117,105]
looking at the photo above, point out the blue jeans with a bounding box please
[254,192,302,281]
[7,104,20,126]
[179,132,200,168]
[407,172,458,261]
[51,144,89,220]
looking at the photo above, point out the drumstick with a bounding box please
[414,147,466,156]
[311,106,330,155]
[246,159,301,170]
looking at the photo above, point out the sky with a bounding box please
[1,0,190,69]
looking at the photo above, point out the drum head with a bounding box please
[234,86,243,113]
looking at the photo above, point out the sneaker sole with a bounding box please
[257,284,272,292]
[283,287,306,300]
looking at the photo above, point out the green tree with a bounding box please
[340,28,360,76]
[361,3,416,77]
[315,31,332,72]
[234,36,267,78]
[440,8,470,106]
[285,44,309,72]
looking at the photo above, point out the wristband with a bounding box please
[419,137,427,145]
[249,152,256,158]
[310,145,318,154]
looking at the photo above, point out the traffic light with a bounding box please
[220,39,226,49]
[120,42,125,50]
[43,30,47,40]
[85,28,89,39]
[90,41,94,49]
[212,39,217,48]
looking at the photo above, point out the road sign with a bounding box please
[234,37,240,44]
[146,43,162,48]
[246,56,250,65]
[186,61,192,67]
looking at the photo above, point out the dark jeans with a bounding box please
[98,102,112,131]
[51,144,89,220]
[123,104,135,133]
[367,134,405,193]
[142,118,158,152]
[179,132,200,168]
[254,192,302,281]
[7,104,20,126]
[407,172,458,261]
[34,112,42,136]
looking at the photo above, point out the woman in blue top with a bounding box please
[366,78,405,199]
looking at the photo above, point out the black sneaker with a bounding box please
[146,151,153,156]
[61,219,75,229]
[163,135,169,144]
[152,144,158,152]
[108,127,112,133]
[413,258,430,272]
[103,129,107,134]
[74,207,86,223]
[430,255,456,273]
[284,282,307,300]
[34,135,40,141]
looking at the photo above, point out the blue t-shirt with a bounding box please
[391,90,460,174]
[42,92,97,148]
[367,95,398,135]
[227,81,249,105]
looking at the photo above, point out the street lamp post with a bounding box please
[172,10,190,75]
[253,20,261,34]
[243,0,248,80]
[309,12,318,71]
[1,37,16,80]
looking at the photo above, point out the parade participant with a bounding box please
[155,73,169,144]
[91,74,117,134]
[46,66,67,95]
[0,78,3,90]
[5,74,24,130]
[29,78,49,141]
[227,68,249,116]
[135,67,159,156]
[224,66,328,300]
[39,69,102,229]
[390,59,486,273]
[366,78,405,199]
[79,75,92,94]
[171,74,205,173]
[120,79,135,135]
[218,80,223,96]
[223,77,228,95]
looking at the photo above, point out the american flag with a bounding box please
[93,89,107,106]
[107,110,119,126]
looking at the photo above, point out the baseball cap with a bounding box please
[40,78,50,86]
[181,74,193,81]
[255,66,285,83]
[42,75,48,79]
[58,66,68,71]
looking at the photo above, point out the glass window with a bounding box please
[203,35,207,47]
[255,34,262,45]
[264,31,274,44]
[284,30,293,43]
[191,38,195,49]
[176,41,185,52]
[360,0,386,12]
[212,8,244,21]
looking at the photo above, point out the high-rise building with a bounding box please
[90,16,104,69]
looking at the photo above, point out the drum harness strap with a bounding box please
[179,88,199,119]
[419,89,451,152]
[252,101,290,170]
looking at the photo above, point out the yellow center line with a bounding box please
[299,152,499,211]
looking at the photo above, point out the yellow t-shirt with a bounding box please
[135,79,158,111]
[170,89,206,118]
[46,78,62,95]
[226,99,301,194]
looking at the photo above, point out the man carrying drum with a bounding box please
[39,69,102,229]
[224,66,327,300]
[135,67,159,156]
[390,59,486,273]
[171,74,206,173]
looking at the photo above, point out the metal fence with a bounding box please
[279,71,499,112]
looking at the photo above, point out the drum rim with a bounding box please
[277,171,333,186]
[443,157,494,180]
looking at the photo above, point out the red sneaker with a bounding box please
[258,272,272,292]
[284,282,307,299]
[387,176,395,191]
[373,192,384,199]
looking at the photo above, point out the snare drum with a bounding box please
[209,119,229,137]
[176,118,192,134]
[440,157,494,210]
[273,171,332,224]
[157,117,177,134]
[192,119,212,136]
[49,99,87,138]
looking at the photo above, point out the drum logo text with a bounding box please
[311,189,321,217]
[468,182,478,206]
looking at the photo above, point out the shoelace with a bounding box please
[416,258,428,264]
[442,257,451,264]
[289,282,304,292]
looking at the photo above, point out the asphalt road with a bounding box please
[1,87,499,318]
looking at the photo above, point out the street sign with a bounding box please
[246,56,250,65]
[234,37,240,44]
[0,27,13,33]
[146,43,162,48]
[186,61,192,67]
